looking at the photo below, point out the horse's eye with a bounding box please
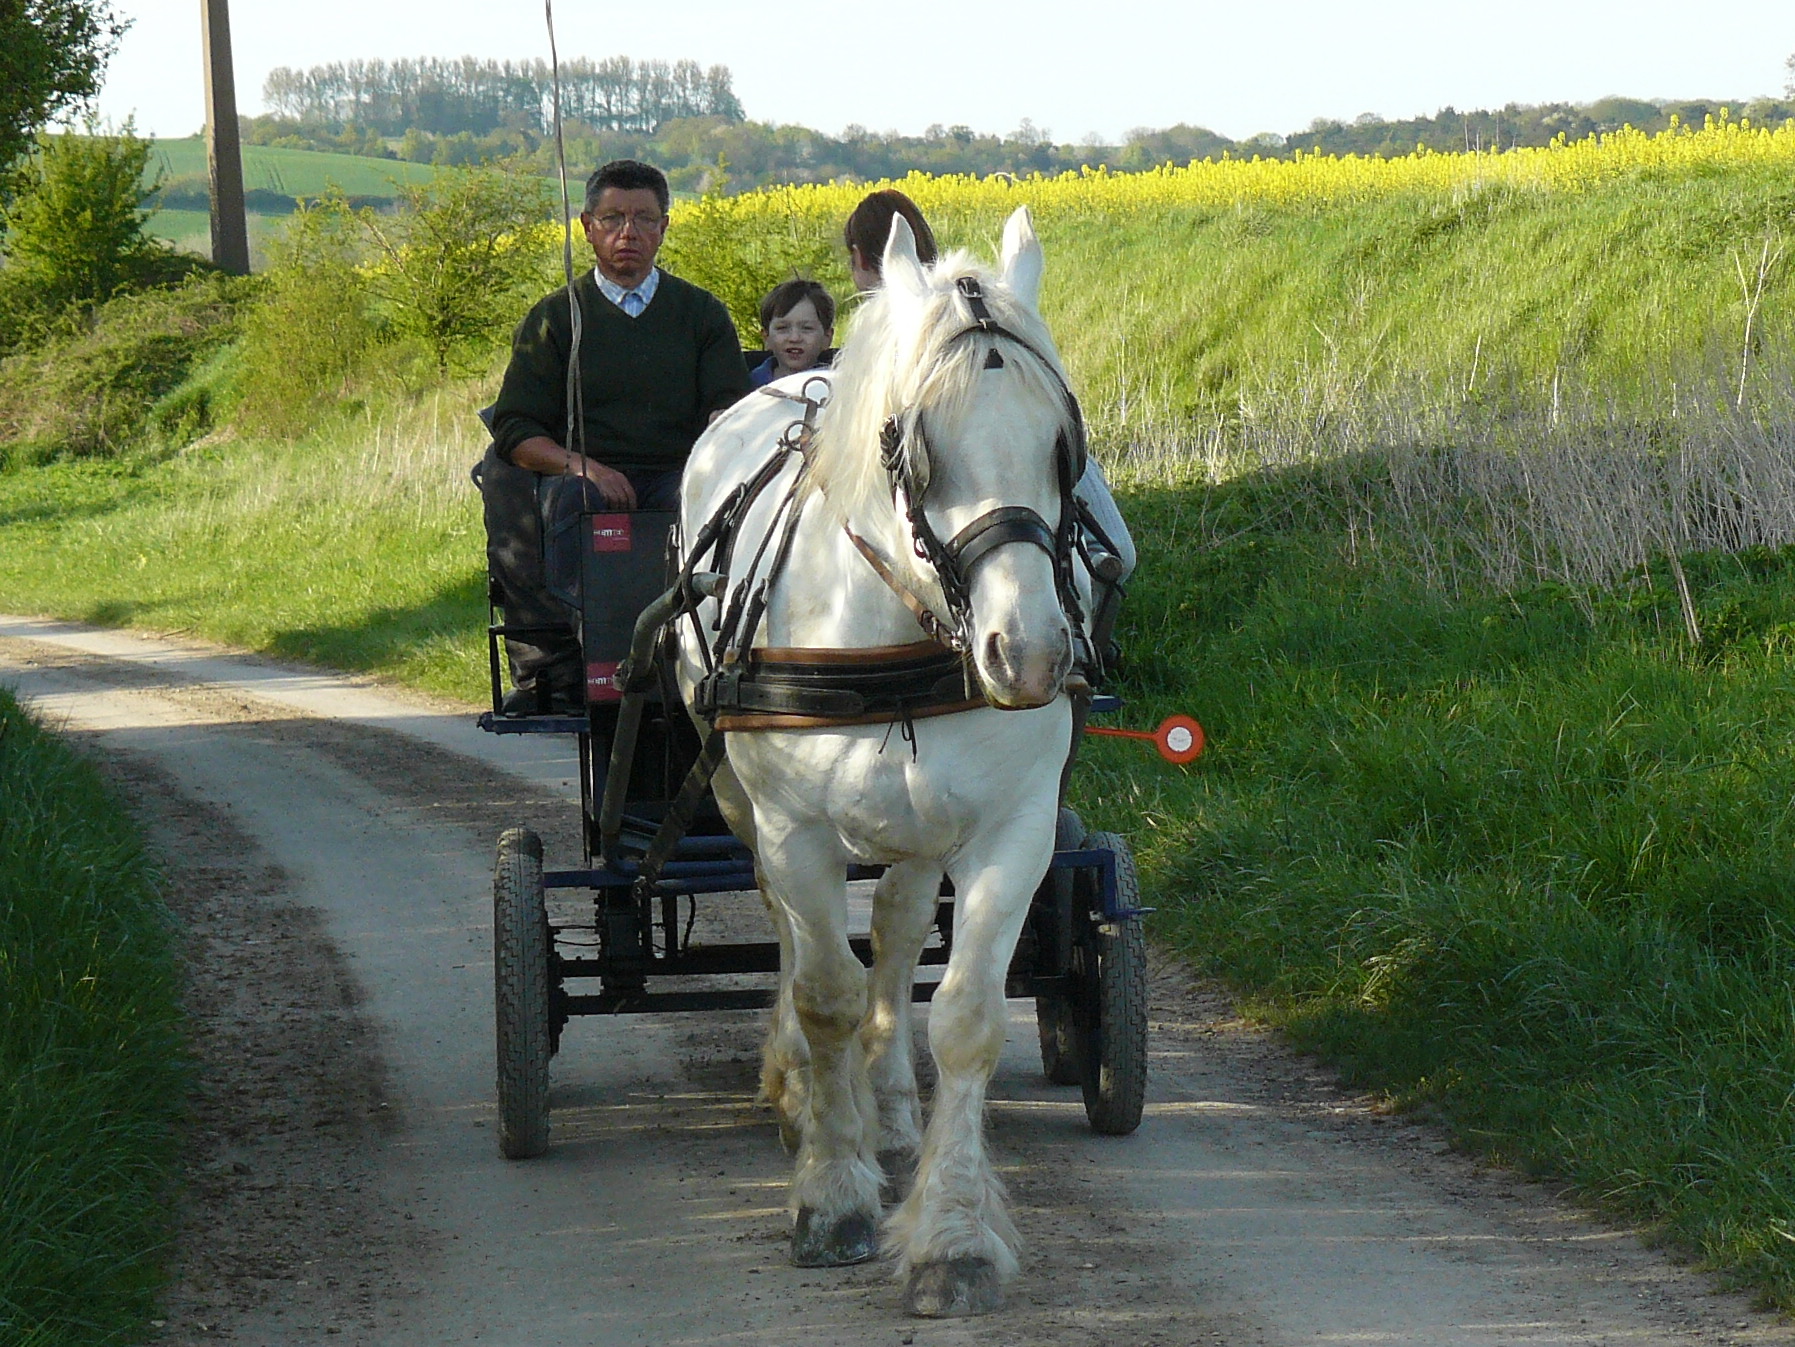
[983,349,1005,370]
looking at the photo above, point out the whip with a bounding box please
[544,0,586,476]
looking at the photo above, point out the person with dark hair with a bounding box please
[580,157,670,215]
[843,189,937,291]
[749,278,835,387]
[478,159,748,714]
[842,189,1136,668]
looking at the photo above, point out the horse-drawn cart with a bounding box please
[478,498,1149,1158]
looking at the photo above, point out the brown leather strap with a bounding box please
[750,638,949,665]
[843,527,963,651]
[717,697,986,733]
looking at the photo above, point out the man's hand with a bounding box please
[571,458,637,510]
[511,436,637,509]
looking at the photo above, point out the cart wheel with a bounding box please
[1074,831,1147,1136]
[1036,807,1085,1085]
[495,827,552,1159]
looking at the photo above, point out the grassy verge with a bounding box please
[0,691,188,1345]
[1071,460,1795,1305]
[0,384,491,698]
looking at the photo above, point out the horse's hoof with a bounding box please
[877,1148,917,1204]
[902,1257,1004,1317]
[791,1208,880,1267]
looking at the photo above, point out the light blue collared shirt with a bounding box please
[596,267,660,317]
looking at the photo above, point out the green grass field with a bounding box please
[148,136,439,200]
[143,138,443,258]
[8,138,1795,1321]
[139,207,286,266]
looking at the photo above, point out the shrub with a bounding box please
[0,272,246,465]
[353,163,555,372]
[231,197,378,436]
[658,184,840,341]
[230,165,554,433]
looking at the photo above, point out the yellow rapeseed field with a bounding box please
[676,114,1795,227]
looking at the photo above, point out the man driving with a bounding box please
[480,159,747,715]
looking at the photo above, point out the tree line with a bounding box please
[261,55,744,139]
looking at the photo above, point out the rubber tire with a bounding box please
[1037,807,1087,1085]
[1076,831,1148,1136]
[495,827,552,1159]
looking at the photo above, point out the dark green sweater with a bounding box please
[490,269,747,471]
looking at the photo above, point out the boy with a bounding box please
[749,278,835,386]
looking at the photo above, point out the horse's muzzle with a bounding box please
[976,627,1072,710]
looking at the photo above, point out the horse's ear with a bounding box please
[999,206,1044,311]
[882,214,929,303]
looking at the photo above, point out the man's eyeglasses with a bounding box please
[589,211,666,236]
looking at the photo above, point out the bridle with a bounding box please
[861,275,1089,654]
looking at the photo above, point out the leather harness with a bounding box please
[682,279,1090,734]
[701,639,982,732]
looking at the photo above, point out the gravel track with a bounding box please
[3,614,1789,1347]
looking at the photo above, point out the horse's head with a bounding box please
[871,208,1079,710]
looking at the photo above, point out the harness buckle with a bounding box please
[879,417,905,475]
[693,663,743,719]
[955,275,997,331]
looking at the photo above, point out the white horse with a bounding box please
[674,207,1081,1316]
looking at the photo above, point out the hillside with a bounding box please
[232,89,1795,194]
[141,138,561,263]
[149,137,440,200]
[662,120,1795,422]
[142,138,445,258]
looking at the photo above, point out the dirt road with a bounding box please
[3,614,1789,1347]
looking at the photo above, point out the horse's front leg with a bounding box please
[756,871,808,1152]
[890,831,1049,1316]
[862,859,943,1199]
[761,825,883,1267]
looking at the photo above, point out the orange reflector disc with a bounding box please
[1155,715,1205,764]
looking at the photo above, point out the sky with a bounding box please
[98,2,1795,145]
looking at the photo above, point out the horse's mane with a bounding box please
[808,248,1072,528]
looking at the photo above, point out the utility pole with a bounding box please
[201,0,250,275]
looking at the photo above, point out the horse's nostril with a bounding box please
[984,631,1005,670]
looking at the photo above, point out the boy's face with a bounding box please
[764,298,831,376]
